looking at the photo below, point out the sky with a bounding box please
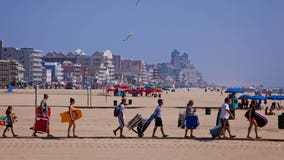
[0,0,284,88]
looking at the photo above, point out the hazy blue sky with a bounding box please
[1,0,284,87]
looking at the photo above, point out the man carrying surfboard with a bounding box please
[218,97,236,139]
[113,98,127,138]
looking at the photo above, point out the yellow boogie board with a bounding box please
[60,109,82,123]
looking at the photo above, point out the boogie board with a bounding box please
[60,109,82,123]
[0,113,17,126]
[244,110,268,128]
[185,114,199,129]
[178,110,186,129]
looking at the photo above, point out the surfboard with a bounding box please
[244,110,268,128]
[185,114,199,129]
[216,108,221,126]
[0,113,17,126]
[178,110,186,129]
[60,109,82,123]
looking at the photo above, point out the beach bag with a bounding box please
[113,105,120,117]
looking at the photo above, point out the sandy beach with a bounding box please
[0,88,284,160]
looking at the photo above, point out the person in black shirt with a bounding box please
[246,100,261,139]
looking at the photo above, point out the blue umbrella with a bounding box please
[225,88,244,93]
[249,95,266,100]
[266,95,284,100]
[238,94,251,99]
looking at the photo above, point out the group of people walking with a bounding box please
[1,94,79,138]
[113,97,262,139]
[1,95,262,139]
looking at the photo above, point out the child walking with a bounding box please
[247,100,261,139]
[184,100,196,138]
[152,99,168,138]
[2,106,18,137]
[67,98,77,137]
[113,98,127,138]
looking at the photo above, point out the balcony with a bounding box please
[32,72,42,77]
[32,53,42,58]
[32,68,42,72]
[32,58,42,62]
[32,63,42,67]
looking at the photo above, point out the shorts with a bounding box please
[155,117,163,127]
[6,123,13,128]
[118,117,125,128]
[220,118,229,127]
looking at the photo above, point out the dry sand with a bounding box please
[0,88,283,160]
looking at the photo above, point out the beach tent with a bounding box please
[267,95,284,100]
[249,95,266,100]
[238,94,251,99]
[225,88,244,93]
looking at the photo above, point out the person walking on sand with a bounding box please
[2,106,18,137]
[113,98,127,138]
[33,94,52,137]
[184,100,196,138]
[247,100,261,139]
[218,97,236,139]
[68,98,78,137]
[152,99,168,138]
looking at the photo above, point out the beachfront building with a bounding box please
[180,64,201,87]
[44,62,64,83]
[119,59,146,84]
[62,61,85,84]
[44,49,115,85]
[0,40,43,83]
[96,50,115,84]
[0,60,25,87]
[145,64,159,83]
[112,55,122,72]
[156,50,206,87]
[103,50,115,83]
[171,49,189,69]
[157,62,175,84]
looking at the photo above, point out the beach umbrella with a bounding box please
[225,88,244,93]
[155,88,163,92]
[107,87,115,92]
[267,95,284,100]
[238,94,251,99]
[249,95,266,100]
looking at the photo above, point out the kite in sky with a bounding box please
[123,33,134,41]
[136,0,141,6]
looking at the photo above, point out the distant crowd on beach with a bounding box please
[0,92,282,139]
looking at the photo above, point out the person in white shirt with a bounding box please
[113,98,127,138]
[218,97,236,139]
[152,99,168,138]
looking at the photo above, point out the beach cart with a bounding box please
[127,114,155,137]
[32,107,50,134]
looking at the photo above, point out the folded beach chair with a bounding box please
[132,114,155,137]
[127,114,143,130]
